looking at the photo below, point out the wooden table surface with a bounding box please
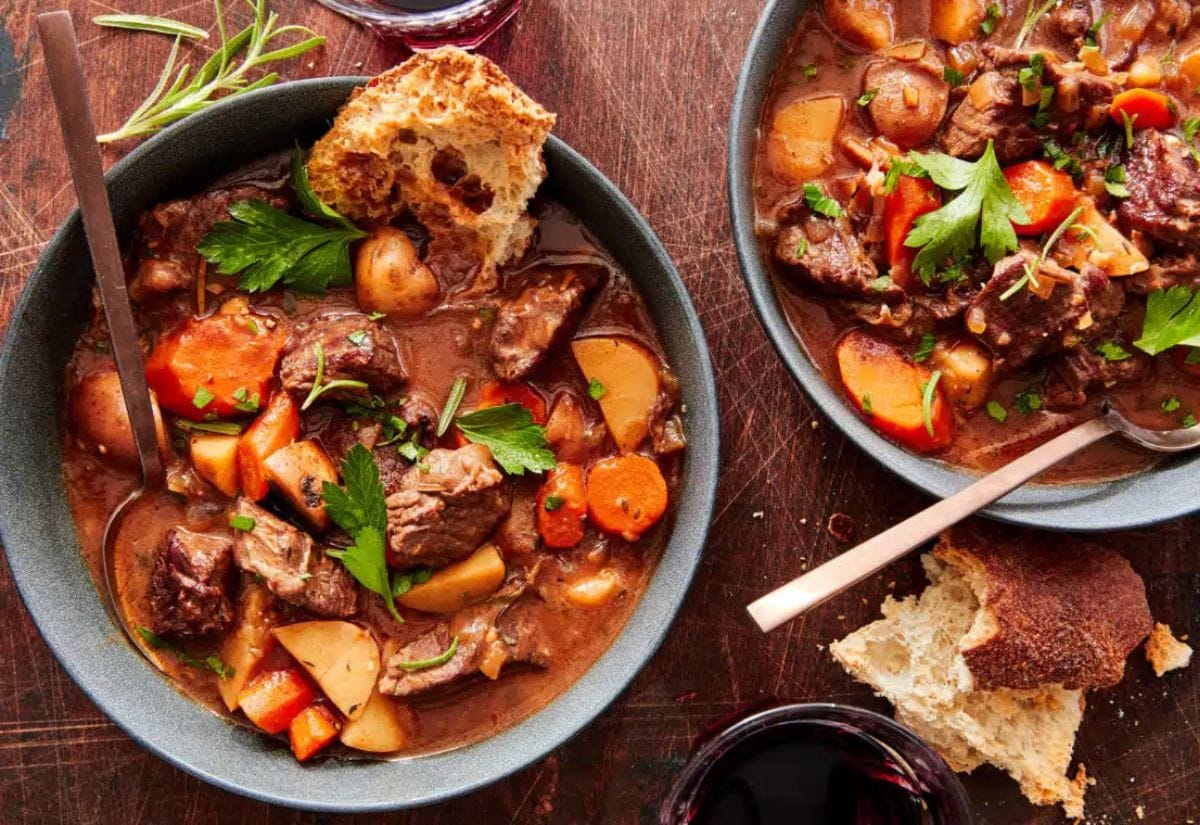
[0,0,1197,822]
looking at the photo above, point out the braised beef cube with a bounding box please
[280,314,406,397]
[965,254,1113,371]
[773,212,900,302]
[378,623,477,697]
[492,478,540,556]
[1048,0,1093,43]
[148,527,235,639]
[130,186,287,303]
[941,72,1041,164]
[1125,253,1200,294]
[230,499,357,617]
[1045,345,1154,408]
[1118,130,1200,252]
[490,267,601,381]
[312,408,409,495]
[385,445,511,568]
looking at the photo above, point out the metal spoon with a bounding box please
[747,404,1200,632]
[39,12,165,649]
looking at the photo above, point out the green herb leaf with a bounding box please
[229,514,256,532]
[396,636,460,671]
[1096,341,1132,361]
[883,157,930,195]
[1104,164,1130,198]
[920,371,942,437]
[174,419,244,436]
[1014,0,1056,45]
[192,386,215,409]
[944,66,965,87]
[869,275,893,292]
[436,377,468,437]
[136,626,233,679]
[93,13,209,40]
[1185,412,1198,428]
[905,142,1028,282]
[347,329,370,347]
[986,400,1008,423]
[1122,110,1138,149]
[301,341,370,410]
[1084,11,1113,48]
[980,3,1003,35]
[1015,388,1043,414]
[803,63,819,79]
[857,88,879,106]
[1162,396,1182,412]
[588,377,607,400]
[1134,285,1200,355]
[1018,53,1044,90]
[1186,347,1200,365]
[290,145,356,231]
[1043,139,1082,179]
[862,394,873,415]
[1182,117,1200,162]
[455,403,556,476]
[197,200,366,295]
[803,183,845,218]
[913,333,937,363]
[794,237,809,257]
[543,495,564,512]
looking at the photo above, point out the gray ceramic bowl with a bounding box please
[0,78,718,811]
[729,0,1195,531]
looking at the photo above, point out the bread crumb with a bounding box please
[751,510,764,519]
[1135,804,1145,819]
[1145,622,1193,677]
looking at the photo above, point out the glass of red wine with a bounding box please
[312,0,522,49]
[660,703,973,825]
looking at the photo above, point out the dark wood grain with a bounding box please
[0,1,1196,823]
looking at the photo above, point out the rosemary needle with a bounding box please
[93,14,209,41]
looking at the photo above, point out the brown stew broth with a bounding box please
[754,1,1200,481]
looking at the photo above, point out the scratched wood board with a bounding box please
[0,0,1196,822]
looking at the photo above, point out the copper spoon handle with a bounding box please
[746,415,1116,632]
[38,11,163,488]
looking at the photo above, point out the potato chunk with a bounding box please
[216,584,275,712]
[931,0,988,44]
[190,434,240,497]
[825,0,895,50]
[764,96,846,184]
[273,621,380,720]
[929,338,993,410]
[571,337,661,454]
[397,544,506,614]
[339,690,409,753]
[263,440,338,529]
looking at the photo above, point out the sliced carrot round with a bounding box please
[1003,161,1078,236]
[537,463,588,549]
[586,455,668,541]
[1109,88,1176,130]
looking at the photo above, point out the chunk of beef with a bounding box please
[1048,0,1093,43]
[490,267,601,381]
[230,499,357,617]
[773,209,900,302]
[385,445,511,568]
[492,478,540,556]
[1045,345,1154,408]
[1118,130,1200,252]
[148,527,235,639]
[941,72,1042,163]
[129,186,287,302]
[965,254,1114,371]
[280,313,405,398]
[1125,253,1200,294]
[379,582,550,698]
[310,407,408,494]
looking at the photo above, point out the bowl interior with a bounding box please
[0,78,718,811]
[728,0,1199,531]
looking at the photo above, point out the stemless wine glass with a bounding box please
[313,0,522,49]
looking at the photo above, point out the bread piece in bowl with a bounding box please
[1145,622,1193,677]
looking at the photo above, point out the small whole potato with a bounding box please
[355,226,440,317]
[71,367,165,466]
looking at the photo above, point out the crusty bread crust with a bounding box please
[306,47,555,292]
[936,523,1151,691]
[1145,622,1193,677]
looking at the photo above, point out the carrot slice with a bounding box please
[237,668,316,735]
[884,175,940,288]
[835,330,953,453]
[537,463,588,549]
[1002,161,1078,236]
[145,312,286,420]
[586,455,668,541]
[238,392,300,500]
[1109,88,1177,130]
[288,703,341,762]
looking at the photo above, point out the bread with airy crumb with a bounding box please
[1146,622,1193,677]
[306,47,555,293]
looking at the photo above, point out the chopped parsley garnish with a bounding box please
[231,387,261,413]
[588,377,607,400]
[980,2,1003,35]
[869,275,893,292]
[1043,139,1082,180]
[803,183,845,218]
[301,341,370,410]
[136,626,233,680]
[943,66,965,87]
[1018,53,1044,91]
[1182,117,1200,162]
[192,386,215,409]
[904,141,1028,283]
[454,403,556,476]
[1184,412,1198,428]
[913,333,937,363]
[1134,285,1200,355]
[1000,204,1085,301]
[543,495,565,512]
[862,394,873,415]
[1015,388,1043,415]
[322,444,403,622]
[1104,164,1130,198]
[1162,396,1182,413]
[986,400,1008,423]
[175,419,243,436]
[1186,347,1200,365]
[436,376,468,437]
[395,636,460,671]
[229,514,256,532]
[794,238,809,258]
[803,63,819,79]
[1031,86,1055,128]
[1096,341,1132,361]
[392,566,433,596]
[919,371,942,437]
[857,88,879,106]
[347,329,370,347]
[882,158,930,194]
[345,395,408,445]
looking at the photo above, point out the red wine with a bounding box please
[374,0,464,9]
[688,720,934,825]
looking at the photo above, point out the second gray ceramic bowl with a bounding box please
[728,0,1198,531]
[0,77,718,811]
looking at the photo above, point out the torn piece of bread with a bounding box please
[831,554,1090,819]
[1146,622,1193,677]
[307,47,555,293]
[937,523,1152,691]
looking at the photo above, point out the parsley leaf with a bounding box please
[1182,117,1200,162]
[883,158,930,194]
[904,142,1028,282]
[1135,285,1200,355]
[290,145,356,231]
[1104,164,1130,198]
[588,377,607,400]
[803,63,819,79]
[229,514,256,532]
[543,495,564,512]
[455,403,556,476]
[1015,388,1043,414]
[136,626,233,680]
[869,275,893,292]
[1162,396,1182,412]
[1185,412,1198,428]
[1096,341,1132,361]
[980,2,1002,35]
[944,66,965,87]
[1043,138,1082,180]
[197,200,366,294]
[986,400,1008,423]
[913,333,937,363]
[192,386,214,409]
[1084,11,1112,48]
[857,88,879,106]
[803,183,845,218]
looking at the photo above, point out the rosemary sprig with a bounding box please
[1014,0,1058,48]
[97,0,324,144]
[93,14,209,40]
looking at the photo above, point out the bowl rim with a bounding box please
[727,0,1198,532]
[0,76,719,811]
